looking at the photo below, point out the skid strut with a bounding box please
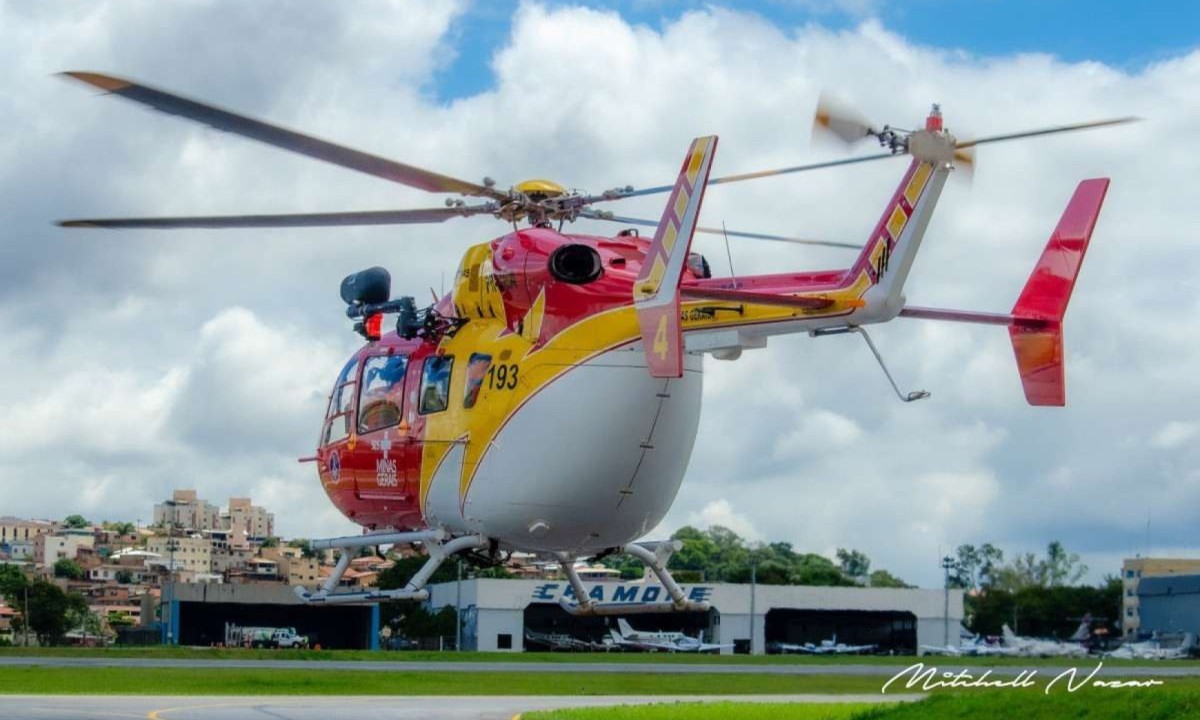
[294,529,486,604]
[559,540,710,616]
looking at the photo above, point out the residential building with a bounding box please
[211,546,255,576]
[146,536,213,576]
[1121,558,1200,637]
[226,498,274,543]
[0,517,53,546]
[34,532,95,569]
[4,540,34,561]
[261,546,320,587]
[153,490,221,532]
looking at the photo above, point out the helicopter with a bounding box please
[60,72,1132,614]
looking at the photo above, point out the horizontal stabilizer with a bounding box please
[898,178,1109,406]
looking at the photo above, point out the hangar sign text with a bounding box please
[531,583,713,604]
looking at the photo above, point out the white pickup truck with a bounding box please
[227,624,310,649]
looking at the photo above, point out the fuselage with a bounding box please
[316,228,707,556]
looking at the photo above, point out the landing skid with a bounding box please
[558,541,709,616]
[294,529,486,605]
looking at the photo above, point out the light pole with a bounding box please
[455,559,462,652]
[749,556,758,655]
[941,555,955,647]
[23,583,30,647]
[164,537,179,645]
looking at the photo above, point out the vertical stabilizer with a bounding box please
[1009,178,1109,406]
[634,136,718,377]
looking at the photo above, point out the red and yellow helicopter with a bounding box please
[61,72,1131,613]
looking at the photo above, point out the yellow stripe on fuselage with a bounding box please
[419,304,644,511]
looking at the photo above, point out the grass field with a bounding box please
[0,667,887,696]
[2,646,1197,668]
[524,688,1200,719]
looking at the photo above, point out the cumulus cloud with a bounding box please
[1151,421,1198,449]
[1,2,1196,585]
[687,499,764,543]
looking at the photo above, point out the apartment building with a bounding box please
[146,536,213,575]
[153,490,221,532]
[1121,557,1200,637]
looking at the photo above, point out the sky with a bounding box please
[0,1,1197,588]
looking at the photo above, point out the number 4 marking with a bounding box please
[653,314,669,360]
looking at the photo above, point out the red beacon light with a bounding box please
[925,104,943,132]
[364,313,383,341]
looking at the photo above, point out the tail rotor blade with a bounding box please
[952,146,976,183]
[813,93,876,146]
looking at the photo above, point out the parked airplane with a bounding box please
[1106,633,1197,660]
[919,634,1019,657]
[999,615,1092,657]
[771,635,876,655]
[523,629,610,652]
[606,618,731,652]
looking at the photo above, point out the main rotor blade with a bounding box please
[581,211,860,250]
[62,72,506,200]
[956,117,1140,149]
[59,206,491,229]
[619,152,897,199]
[619,117,1137,199]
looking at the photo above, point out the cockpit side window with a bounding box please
[322,357,359,446]
[419,356,454,414]
[358,354,409,433]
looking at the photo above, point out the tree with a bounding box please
[868,570,912,588]
[0,564,28,601]
[475,565,514,579]
[287,538,319,560]
[110,521,136,537]
[836,548,871,579]
[376,554,457,590]
[952,543,1004,590]
[115,570,134,584]
[24,581,83,645]
[1044,541,1088,587]
[53,559,84,581]
[62,515,89,529]
[600,554,644,580]
[260,536,279,549]
[990,542,1087,592]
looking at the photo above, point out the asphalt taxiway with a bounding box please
[0,694,921,720]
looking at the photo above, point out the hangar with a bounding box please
[163,578,961,653]
[167,583,379,649]
[425,578,963,654]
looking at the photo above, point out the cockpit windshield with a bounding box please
[359,354,409,433]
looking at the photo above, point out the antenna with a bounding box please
[1144,509,1151,558]
[722,222,737,290]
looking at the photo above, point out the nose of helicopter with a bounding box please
[428,347,703,556]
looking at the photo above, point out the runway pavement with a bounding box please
[0,694,922,720]
[2,656,1200,677]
